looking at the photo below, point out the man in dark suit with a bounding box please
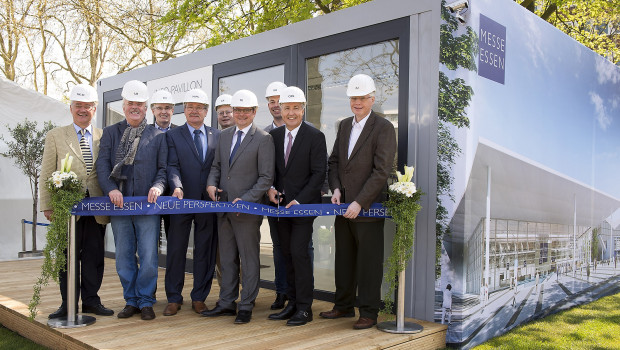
[266,86,326,326]
[150,89,177,238]
[204,89,275,324]
[40,84,113,319]
[263,81,289,309]
[163,89,220,316]
[96,80,168,321]
[319,74,397,330]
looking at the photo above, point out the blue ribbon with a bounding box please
[72,196,390,218]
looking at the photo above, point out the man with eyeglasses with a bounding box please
[163,89,220,317]
[215,94,235,129]
[204,89,275,324]
[40,84,113,319]
[320,74,396,330]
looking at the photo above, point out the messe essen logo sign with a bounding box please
[478,14,506,84]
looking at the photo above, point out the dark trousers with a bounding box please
[165,213,217,303]
[333,216,385,320]
[276,217,315,311]
[267,216,288,294]
[59,215,106,306]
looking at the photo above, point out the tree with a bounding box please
[516,0,620,64]
[436,0,477,278]
[0,119,55,252]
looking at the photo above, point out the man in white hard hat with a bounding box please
[215,94,234,129]
[266,86,326,326]
[150,89,177,239]
[96,80,167,321]
[320,74,396,330]
[40,84,113,319]
[151,90,177,132]
[263,81,289,309]
[204,89,275,324]
[163,89,220,317]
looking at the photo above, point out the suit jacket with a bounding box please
[39,124,109,225]
[96,120,167,197]
[167,123,220,200]
[270,123,326,205]
[207,124,275,209]
[328,111,396,222]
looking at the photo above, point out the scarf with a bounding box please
[109,118,148,183]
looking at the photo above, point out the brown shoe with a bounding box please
[192,301,207,314]
[163,303,182,316]
[319,309,355,319]
[117,305,140,319]
[141,306,156,320]
[353,317,377,330]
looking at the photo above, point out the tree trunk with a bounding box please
[32,180,38,251]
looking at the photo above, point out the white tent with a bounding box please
[0,77,70,261]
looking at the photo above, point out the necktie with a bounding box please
[285,132,293,166]
[79,129,93,175]
[193,129,203,162]
[229,130,243,165]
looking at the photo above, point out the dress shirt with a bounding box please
[284,124,301,154]
[73,123,93,152]
[347,112,370,159]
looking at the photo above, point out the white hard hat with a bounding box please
[183,89,209,105]
[279,86,306,104]
[121,80,149,102]
[265,81,287,98]
[346,74,376,97]
[215,94,232,108]
[231,90,258,108]
[70,84,98,103]
[150,90,174,105]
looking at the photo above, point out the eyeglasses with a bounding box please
[233,108,255,114]
[349,96,373,102]
[153,106,173,111]
[217,111,233,116]
[72,103,96,111]
[185,106,207,111]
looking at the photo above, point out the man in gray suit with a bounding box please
[204,89,275,324]
[96,80,167,321]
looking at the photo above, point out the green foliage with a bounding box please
[28,172,84,319]
[474,291,620,349]
[591,227,600,260]
[435,0,477,279]
[0,325,47,350]
[381,187,423,315]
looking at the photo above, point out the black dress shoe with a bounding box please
[117,305,140,318]
[268,303,296,320]
[48,304,68,319]
[201,305,236,317]
[82,303,114,316]
[234,310,252,324]
[141,306,156,320]
[271,293,287,310]
[287,310,313,326]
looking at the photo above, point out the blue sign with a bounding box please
[478,14,506,84]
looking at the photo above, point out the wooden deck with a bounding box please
[0,258,446,349]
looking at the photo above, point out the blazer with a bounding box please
[328,111,396,222]
[39,124,109,225]
[270,123,326,205]
[207,123,275,205]
[96,120,167,197]
[167,123,221,200]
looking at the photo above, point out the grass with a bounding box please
[0,324,48,350]
[472,292,620,350]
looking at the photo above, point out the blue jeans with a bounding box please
[111,215,160,309]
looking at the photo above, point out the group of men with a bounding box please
[40,73,396,330]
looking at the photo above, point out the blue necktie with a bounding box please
[193,129,203,162]
[229,130,243,165]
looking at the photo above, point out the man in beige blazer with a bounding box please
[40,84,112,319]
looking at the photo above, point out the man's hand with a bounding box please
[343,201,362,219]
[172,188,184,199]
[207,186,222,201]
[232,197,242,204]
[109,189,124,208]
[285,199,299,209]
[44,210,53,221]
[148,187,162,203]
[268,188,281,204]
[331,188,342,205]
